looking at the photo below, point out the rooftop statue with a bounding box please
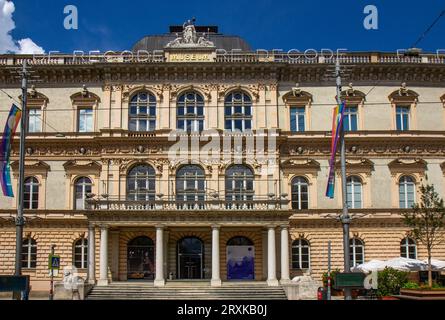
[166,18,215,48]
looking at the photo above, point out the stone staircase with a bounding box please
[86,281,288,300]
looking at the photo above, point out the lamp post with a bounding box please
[13,59,28,300]
[335,57,352,301]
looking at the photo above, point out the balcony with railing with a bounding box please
[85,193,290,212]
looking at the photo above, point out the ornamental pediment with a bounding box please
[70,86,101,105]
[10,160,50,177]
[388,158,427,175]
[63,160,101,175]
[334,158,374,176]
[281,159,320,177]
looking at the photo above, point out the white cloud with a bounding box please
[0,0,44,54]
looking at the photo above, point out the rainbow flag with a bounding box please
[0,104,22,197]
[325,103,345,198]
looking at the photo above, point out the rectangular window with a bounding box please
[290,106,306,132]
[396,106,410,131]
[27,108,41,133]
[343,106,358,132]
[78,108,93,132]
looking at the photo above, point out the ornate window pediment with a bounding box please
[388,158,427,177]
[388,83,419,103]
[10,160,50,178]
[63,160,101,176]
[335,158,374,177]
[282,88,312,104]
[339,83,366,104]
[281,159,320,177]
[19,86,49,106]
[70,88,101,106]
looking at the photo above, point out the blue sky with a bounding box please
[8,0,445,53]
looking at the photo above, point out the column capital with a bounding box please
[279,224,289,230]
[266,225,277,230]
[99,224,109,230]
[211,224,221,230]
[155,224,166,230]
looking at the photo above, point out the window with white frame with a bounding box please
[21,237,37,268]
[291,176,309,210]
[126,165,156,201]
[399,175,416,209]
[27,108,42,133]
[290,106,305,132]
[291,238,310,269]
[24,177,39,209]
[177,92,204,132]
[396,106,410,131]
[129,92,156,131]
[74,238,88,269]
[400,237,417,259]
[176,165,205,209]
[74,177,92,210]
[225,92,252,132]
[346,176,363,209]
[78,108,93,132]
[343,106,358,131]
[349,238,365,267]
[225,165,254,209]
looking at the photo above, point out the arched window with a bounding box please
[291,238,310,269]
[129,92,156,131]
[227,236,254,246]
[291,177,309,210]
[400,237,417,259]
[177,92,204,132]
[74,238,88,269]
[225,165,254,209]
[74,177,92,210]
[349,238,365,267]
[176,165,205,209]
[399,176,415,208]
[24,177,39,209]
[225,91,252,132]
[346,176,362,209]
[22,237,37,268]
[127,165,156,201]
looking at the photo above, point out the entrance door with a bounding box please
[127,236,155,280]
[177,237,204,279]
[227,236,255,280]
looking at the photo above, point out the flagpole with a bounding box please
[335,57,352,301]
[14,59,28,300]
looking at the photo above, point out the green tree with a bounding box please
[402,184,445,288]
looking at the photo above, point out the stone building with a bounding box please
[0,22,445,292]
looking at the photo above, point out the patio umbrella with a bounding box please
[383,257,428,272]
[423,259,445,271]
[351,260,386,273]
[352,257,429,273]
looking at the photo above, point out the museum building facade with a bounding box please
[0,22,445,291]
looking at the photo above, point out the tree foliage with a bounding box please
[402,184,445,287]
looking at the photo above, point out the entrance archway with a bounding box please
[127,236,155,280]
[226,236,255,280]
[177,237,204,279]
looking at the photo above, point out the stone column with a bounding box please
[280,226,290,283]
[267,226,279,286]
[98,226,109,286]
[154,226,165,286]
[87,225,96,284]
[211,225,222,286]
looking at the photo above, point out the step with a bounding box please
[86,283,287,300]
